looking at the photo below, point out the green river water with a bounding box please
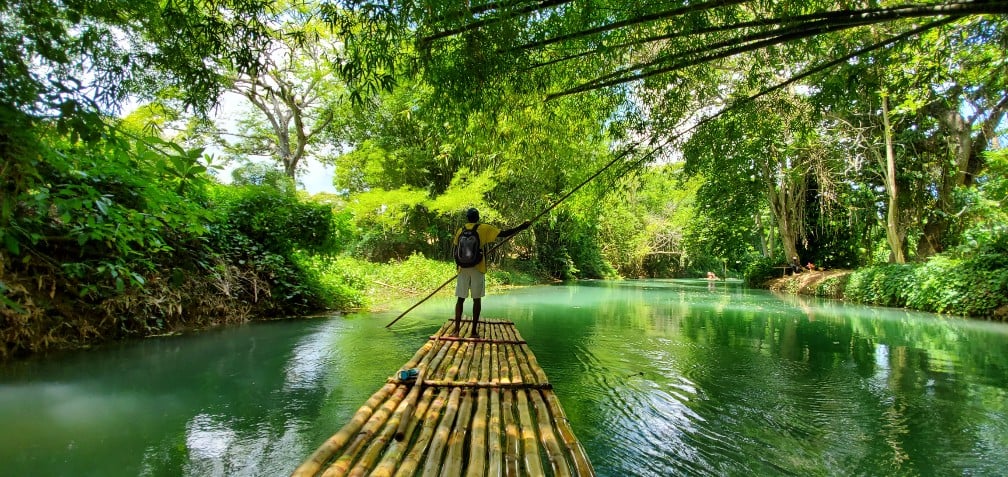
[2,279,1007,476]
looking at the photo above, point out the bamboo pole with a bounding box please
[542,391,595,477]
[442,388,475,476]
[393,388,450,477]
[504,327,538,386]
[429,336,526,345]
[292,383,398,477]
[502,325,527,384]
[496,339,511,385]
[458,340,477,384]
[530,390,573,477]
[465,388,489,477]
[467,342,484,384]
[515,331,549,385]
[402,338,435,371]
[348,385,421,477]
[472,342,485,383]
[502,390,521,477]
[371,387,437,477]
[415,380,552,390]
[515,390,545,476]
[489,342,500,384]
[322,385,410,477]
[436,340,459,380]
[504,339,522,385]
[444,338,472,382]
[398,384,436,442]
[514,345,539,386]
[486,389,503,477]
[392,384,424,442]
[421,387,463,477]
[385,274,457,329]
[393,333,452,444]
[479,341,491,384]
[435,340,464,380]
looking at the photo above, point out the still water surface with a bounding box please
[2,280,1007,476]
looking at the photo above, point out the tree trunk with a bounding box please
[915,93,1006,259]
[755,212,771,258]
[762,160,805,266]
[880,94,907,263]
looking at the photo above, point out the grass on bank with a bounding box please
[295,252,540,312]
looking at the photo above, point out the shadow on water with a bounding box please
[2,280,1007,476]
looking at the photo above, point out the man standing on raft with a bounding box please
[452,208,530,337]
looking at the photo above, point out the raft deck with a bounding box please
[292,319,595,477]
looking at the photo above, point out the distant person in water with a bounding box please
[452,208,530,338]
[706,271,719,280]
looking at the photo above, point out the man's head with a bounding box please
[466,208,480,223]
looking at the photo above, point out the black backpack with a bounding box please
[454,223,483,267]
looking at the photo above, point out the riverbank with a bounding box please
[1,252,542,361]
[766,268,1008,321]
[766,269,852,299]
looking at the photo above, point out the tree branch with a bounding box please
[418,0,573,48]
[547,10,961,101]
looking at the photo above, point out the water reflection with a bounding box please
[1,280,1007,476]
[514,280,1008,476]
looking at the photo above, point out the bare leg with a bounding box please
[453,297,465,336]
[471,298,481,338]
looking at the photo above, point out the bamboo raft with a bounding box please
[291,319,595,477]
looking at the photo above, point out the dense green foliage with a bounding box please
[846,224,1008,316]
[3,1,1008,358]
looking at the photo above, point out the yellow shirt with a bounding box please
[453,222,501,274]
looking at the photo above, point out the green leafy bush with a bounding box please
[904,226,1008,318]
[744,256,781,287]
[844,264,915,308]
[292,253,368,310]
[210,185,337,254]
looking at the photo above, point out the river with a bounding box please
[2,279,1007,476]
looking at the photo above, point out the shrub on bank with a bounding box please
[904,228,1008,318]
[840,229,1008,319]
[845,264,915,308]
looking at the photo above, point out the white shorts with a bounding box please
[455,268,486,298]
